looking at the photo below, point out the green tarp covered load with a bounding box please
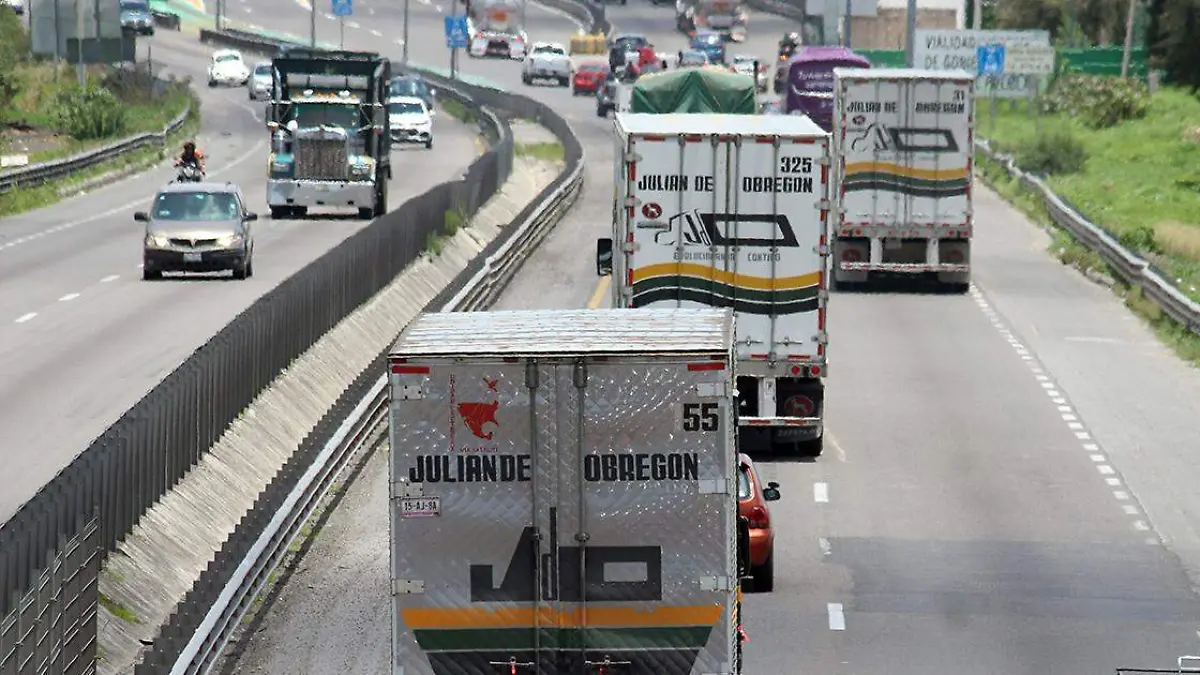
[630,66,758,114]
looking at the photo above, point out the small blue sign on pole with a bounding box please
[444,15,469,49]
[976,43,1005,76]
[332,0,352,17]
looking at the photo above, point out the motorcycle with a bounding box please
[175,161,203,183]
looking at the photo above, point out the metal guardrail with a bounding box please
[0,104,191,196]
[976,140,1200,336]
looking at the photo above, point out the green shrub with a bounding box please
[1040,74,1151,129]
[1118,224,1162,255]
[0,9,29,104]
[49,85,128,140]
[1016,129,1088,176]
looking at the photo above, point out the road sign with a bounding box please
[977,43,1005,76]
[332,0,352,17]
[914,29,1050,99]
[1004,43,1055,75]
[444,15,469,49]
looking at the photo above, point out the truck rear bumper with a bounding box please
[833,235,971,282]
[268,180,375,208]
[839,261,970,273]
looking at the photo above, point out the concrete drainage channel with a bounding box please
[0,14,588,675]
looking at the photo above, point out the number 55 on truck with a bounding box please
[595,112,832,457]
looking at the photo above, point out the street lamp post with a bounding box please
[402,0,410,63]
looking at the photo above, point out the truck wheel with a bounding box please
[558,77,569,87]
[358,206,375,220]
[292,206,308,218]
[269,205,288,219]
[374,183,388,217]
[751,554,774,592]
[798,436,823,458]
[940,282,970,294]
[522,73,532,84]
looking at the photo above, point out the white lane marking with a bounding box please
[969,283,1159,540]
[15,312,37,324]
[324,11,334,18]
[827,603,846,631]
[58,293,80,302]
[395,38,406,45]
[346,19,360,27]
[295,0,311,8]
[1065,336,1124,344]
[530,0,586,29]
[813,482,829,503]
[818,537,832,556]
[826,431,848,463]
[368,6,374,13]
[241,5,251,11]
[370,28,381,36]
[101,274,119,283]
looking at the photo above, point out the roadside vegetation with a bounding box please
[0,9,198,216]
[973,69,1200,363]
[515,141,565,163]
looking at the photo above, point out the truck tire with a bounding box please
[751,554,774,592]
[799,436,823,458]
[374,182,388,217]
[940,281,970,294]
[269,205,288,219]
[358,206,375,220]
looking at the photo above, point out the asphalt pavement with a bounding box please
[196,0,1200,673]
[0,29,481,522]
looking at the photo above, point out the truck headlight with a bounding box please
[349,163,371,177]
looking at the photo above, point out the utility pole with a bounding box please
[905,0,916,66]
[75,0,85,86]
[1120,0,1136,77]
[972,0,981,28]
[310,0,316,46]
[402,0,409,63]
[843,0,852,46]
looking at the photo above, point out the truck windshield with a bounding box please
[120,0,148,10]
[293,103,359,129]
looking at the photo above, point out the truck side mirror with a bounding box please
[596,237,613,276]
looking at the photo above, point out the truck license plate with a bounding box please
[399,496,441,517]
[183,253,202,263]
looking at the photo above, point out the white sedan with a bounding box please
[387,96,434,149]
[207,49,250,87]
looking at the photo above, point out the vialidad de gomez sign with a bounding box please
[914,29,1051,99]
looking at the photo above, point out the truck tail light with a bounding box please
[747,505,770,528]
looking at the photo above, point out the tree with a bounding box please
[1155,0,1200,88]
[0,9,29,106]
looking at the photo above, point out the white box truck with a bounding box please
[595,112,831,457]
[830,67,975,292]
[389,307,757,675]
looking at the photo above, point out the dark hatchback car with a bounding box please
[388,74,437,111]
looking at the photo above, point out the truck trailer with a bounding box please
[830,67,975,292]
[266,49,391,220]
[595,112,831,457]
[630,67,758,115]
[388,307,749,675]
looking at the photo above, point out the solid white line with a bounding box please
[15,312,36,324]
[827,603,846,630]
[813,482,829,503]
[100,274,119,283]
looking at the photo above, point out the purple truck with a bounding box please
[783,46,871,131]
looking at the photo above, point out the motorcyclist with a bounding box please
[175,141,206,177]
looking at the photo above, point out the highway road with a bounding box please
[0,29,482,523]
[213,1,1200,673]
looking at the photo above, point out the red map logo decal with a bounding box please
[456,377,500,440]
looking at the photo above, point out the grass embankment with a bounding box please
[975,76,1200,363]
[515,141,565,163]
[0,10,197,217]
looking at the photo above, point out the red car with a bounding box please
[572,62,610,95]
[738,452,781,592]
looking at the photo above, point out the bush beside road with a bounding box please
[0,9,197,216]
[976,74,1200,362]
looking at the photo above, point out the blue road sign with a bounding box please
[332,0,352,17]
[444,14,469,49]
[977,43,1005,76]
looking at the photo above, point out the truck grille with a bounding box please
[295,138,348,180]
